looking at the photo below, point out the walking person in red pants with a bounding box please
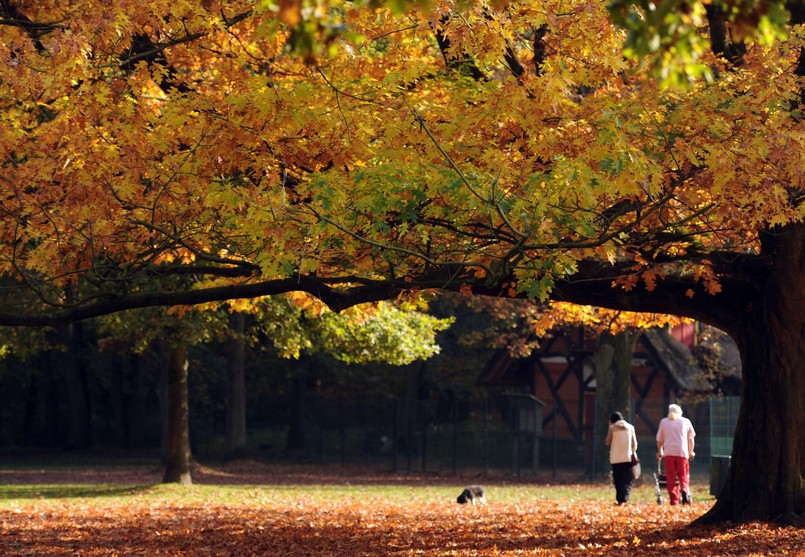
[656,403,696,504]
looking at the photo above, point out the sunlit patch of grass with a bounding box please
[0,480,713,508]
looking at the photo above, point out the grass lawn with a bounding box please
[0,461,802,556]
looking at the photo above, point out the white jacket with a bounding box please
[606,420,638,464]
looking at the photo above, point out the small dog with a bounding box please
[456,485,486,505]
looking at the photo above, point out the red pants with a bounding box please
[664,455,690,504]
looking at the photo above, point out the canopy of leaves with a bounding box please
[0,0,803,335]
[438,293,687,357]
[255,295,453,365]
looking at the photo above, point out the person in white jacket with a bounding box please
[605,411,638,505]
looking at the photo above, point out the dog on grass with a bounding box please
[456,485,486,505]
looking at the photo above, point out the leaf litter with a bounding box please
[0,464,803,556]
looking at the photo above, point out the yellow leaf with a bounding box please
[278,0,302,28]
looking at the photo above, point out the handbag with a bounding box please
[631,453,641,480]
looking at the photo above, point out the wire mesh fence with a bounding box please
[709,396,740,457]
[249,394,741,481]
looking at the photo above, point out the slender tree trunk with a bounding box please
[57,323,91,450]
[226,311,247,455]
[286,363,307,450]
[156,343,169,466]
[592,331,636,475]
[112,350,149,449]
[127,352,149,449]
[399,363,426,457]
[25,356,59,446]
[161,340,192,485]
[111,352,130,448]
[698,227,805,526]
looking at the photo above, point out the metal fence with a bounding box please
[246,394,741,481]
[709,396,740,457]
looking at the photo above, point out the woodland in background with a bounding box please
[0,294,726,475]
[0,294,496,455]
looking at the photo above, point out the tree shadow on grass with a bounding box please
[0,483,156,499]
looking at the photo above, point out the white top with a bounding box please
[656,416,696,458]
[606,420,638,464]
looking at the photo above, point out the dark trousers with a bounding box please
[612,462,633,503]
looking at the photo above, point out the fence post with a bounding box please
[339,399,346,464]
[552,406,558,481]
[317,400,324,461]
[421,400,428,473]
[513,406,521,479]
[363,404,370,466]
[483,398,489,477]
[392,398,399,473]
[590,396,597,480]
[406,400,413,474]
[451,398,458,475]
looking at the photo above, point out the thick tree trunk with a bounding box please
[697,227,805,526]
[161,341,192,485]
[226,311,247,455]
[592,331,636,475]
[549,223,805,524]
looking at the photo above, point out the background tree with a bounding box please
[589,331,637,476]
[225,310,247,455]
[99,305,231,483]
[253,295,453,448]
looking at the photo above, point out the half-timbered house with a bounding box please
[476,324,740,465]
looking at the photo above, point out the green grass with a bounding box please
[0,479,714,507]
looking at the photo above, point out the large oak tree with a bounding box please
[2,0,805,523]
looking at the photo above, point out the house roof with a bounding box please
[640,328,712,393]
[477,326,742,395]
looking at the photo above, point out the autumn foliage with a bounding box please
[1,464,804,556]
[2,0,802,320]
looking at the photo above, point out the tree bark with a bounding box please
[541,224,805,524]
[697,226,805,525]
[57,323,91,450]
[111,351,130,448]
[24,354,59,447]
[592,331,636,475]
[127,352,149,449]
[286,359,308,450]
[156,343,169,466]
[226,311,247,455]
[161,340,192,485]
[113,350,150,449]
